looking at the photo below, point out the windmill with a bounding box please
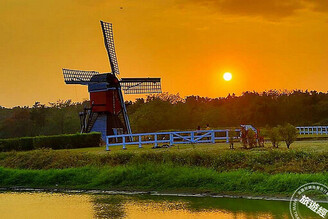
[62,21,162,140]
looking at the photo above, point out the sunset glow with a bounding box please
[1,0,328,107]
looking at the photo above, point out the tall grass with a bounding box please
[0,164,327,195]
[0,149,327,173]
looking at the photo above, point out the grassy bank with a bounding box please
[1,164,327,196]
[0,149,327,174]
[1,141,327,197]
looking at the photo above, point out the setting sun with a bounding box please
[223,72,232,81]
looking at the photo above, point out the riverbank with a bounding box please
[0,187,295,202]
[1,143,327,198]
[1,164,328,198]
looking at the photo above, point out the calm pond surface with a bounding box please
[0,192,325,218]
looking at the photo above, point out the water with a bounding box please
[0,192,323,218]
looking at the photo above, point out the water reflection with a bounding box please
[93,195,127,218]
[0,192,325,218]
[0,192,93,219]
[91,195,291,219]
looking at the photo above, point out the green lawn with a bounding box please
[297,134,328,138]
[68,139,328,154]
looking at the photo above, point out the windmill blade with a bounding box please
[63,68,99,84]
[100,21,120,75]
[120,78,162,94]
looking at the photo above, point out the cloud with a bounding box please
[305,0,328,12]
[181,0,328,20]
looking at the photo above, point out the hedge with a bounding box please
[0,133,101,152]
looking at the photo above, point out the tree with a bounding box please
[47,100,80,134]
[240,127,248,149]
[0,107,32,138]
[247,129,257,148]
[257,129,265,147]
[279,123,298,149]
[30,102,47,135]
[267,127,282,148]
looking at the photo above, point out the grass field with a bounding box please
[0,139,327,173]
[297,134,328,138]
[68,139,328,154]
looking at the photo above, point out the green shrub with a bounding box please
[247,129,257,148]
[279,124,298,149]
[267,127,282,148]
[0,132,101,152]
[19,137,35,151]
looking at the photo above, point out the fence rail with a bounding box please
[106,129,240,150]
[296,126,328,135]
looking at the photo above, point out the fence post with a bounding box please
[225,130,229,143]
[169,133,173,146]
[191,131,194,143]
[138,135,142,148]
[212,130,215,144]
[154,134,158,147]
[122,136,126,150]
[106,137,109,151]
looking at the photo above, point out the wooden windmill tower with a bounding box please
[62,21,162,140]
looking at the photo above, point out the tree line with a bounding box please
[0,100,83,139]
[0,90,327,139]
[128,90,328,133]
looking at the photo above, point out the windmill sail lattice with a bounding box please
[120,78,162,94]
[63,68,99,84]
[101,21,120,75]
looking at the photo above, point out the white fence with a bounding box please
[297,126,328,135]
[106,129,240,150]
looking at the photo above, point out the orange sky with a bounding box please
[1,0,328,107]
